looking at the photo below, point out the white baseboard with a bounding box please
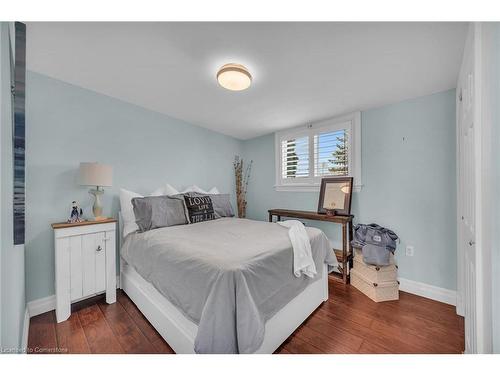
[398,277,457,306]
[27,295,56,317]
[21,308,30,352]
[27,277,121,318]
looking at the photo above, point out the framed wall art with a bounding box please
[317,177,353,216]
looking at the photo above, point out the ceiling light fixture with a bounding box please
[216,63,252,91]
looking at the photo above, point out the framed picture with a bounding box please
[317,177,353,216]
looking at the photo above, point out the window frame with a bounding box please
[274,111,362,192]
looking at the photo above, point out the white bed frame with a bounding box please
[118,213,329,354]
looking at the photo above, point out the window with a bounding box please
[281,135,309,179]
[275,112,362,192]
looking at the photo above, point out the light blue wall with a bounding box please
[243,90,457,290]
[25,71,242,302]
[1,22,26,351]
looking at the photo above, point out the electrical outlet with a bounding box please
[405,246,414,257]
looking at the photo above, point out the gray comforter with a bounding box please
[121,218,336,353]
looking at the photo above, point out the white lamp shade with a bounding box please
[79,162,113,187]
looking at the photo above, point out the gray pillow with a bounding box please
[131,195,188,232]
[184,192,234,219]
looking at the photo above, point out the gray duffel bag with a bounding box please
[351,223,399,266]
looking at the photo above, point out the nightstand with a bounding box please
[52,218,117,323]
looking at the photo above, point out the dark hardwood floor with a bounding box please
[28,277,464,354]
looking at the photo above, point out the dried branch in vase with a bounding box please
[234,156,253,218]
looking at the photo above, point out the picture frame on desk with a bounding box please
[317,176,353,216]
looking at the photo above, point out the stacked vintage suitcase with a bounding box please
[350,246,399,302]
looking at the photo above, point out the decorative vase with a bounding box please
[234,156,252,218]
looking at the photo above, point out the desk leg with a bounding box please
[342,223,348,284]
[268,213,273,222]
[348,221,354,269]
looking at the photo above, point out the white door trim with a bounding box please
[456,58,464,318]
[457,22,494,354]
[474,22,494,354]
[473,22,486,353]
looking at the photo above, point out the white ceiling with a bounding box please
[26,22,467,140]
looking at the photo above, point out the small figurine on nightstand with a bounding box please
[68,201,84,223]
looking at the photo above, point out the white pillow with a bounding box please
[165,183,179,196]
[181,185,207,194]
[208,187,220,194]
[150,186,165,196]
[180,185,220,194]
[119,187,164,238]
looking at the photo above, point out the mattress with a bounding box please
[121,217,336,353]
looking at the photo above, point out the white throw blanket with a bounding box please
[278,220,317,278]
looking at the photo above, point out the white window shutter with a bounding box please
[280,135,310,179]
[313,128,349,178]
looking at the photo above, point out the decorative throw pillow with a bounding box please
[183,195,215,223]
[120,187,165,237]
[132,195,188,232]
[185,192,234,218]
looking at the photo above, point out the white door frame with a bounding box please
[473,22,486,354]
[475,22,494,354]
[0,22,4,347]
[455,39,465,318]
[457,22,494,354]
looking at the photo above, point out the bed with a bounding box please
[118,215,337,354]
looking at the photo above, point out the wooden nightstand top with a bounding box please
[51,218,117,229]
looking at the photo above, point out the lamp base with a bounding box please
[89,188,105,221]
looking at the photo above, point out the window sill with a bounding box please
[274,184,362,193]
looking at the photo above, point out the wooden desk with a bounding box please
[268,209,354,284]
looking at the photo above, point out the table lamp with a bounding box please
[79,162,113,221]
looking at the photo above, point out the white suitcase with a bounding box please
[351,268,399,302]
[352,258,398,284]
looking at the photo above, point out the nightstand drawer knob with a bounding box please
[97,245,102,252]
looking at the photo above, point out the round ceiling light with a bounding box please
[216,63,252,91]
